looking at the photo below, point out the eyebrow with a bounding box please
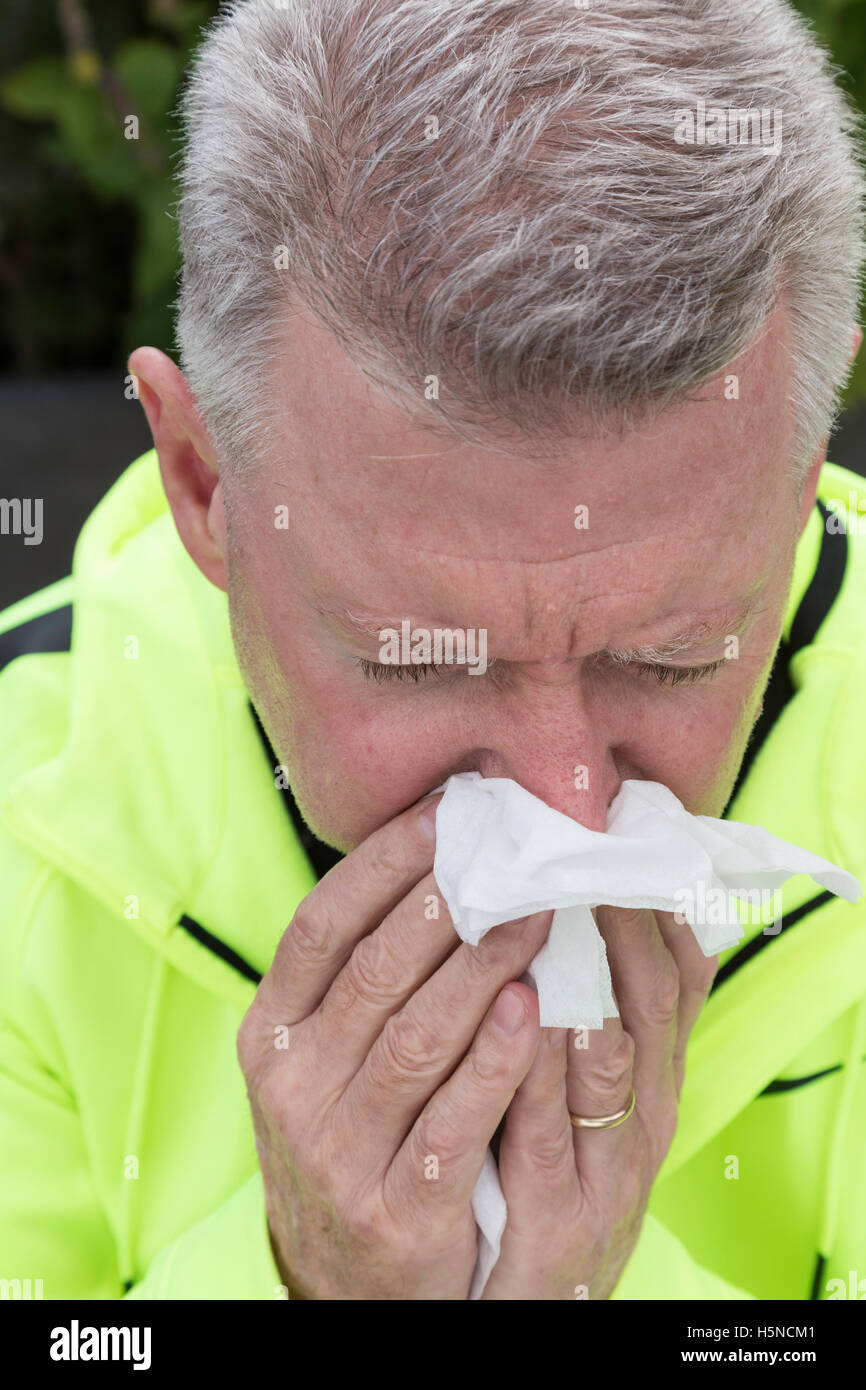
[605,590,766,666]
[318,587,766,664]
[317,606,463,640]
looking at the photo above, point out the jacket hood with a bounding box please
[1,449,317,1004]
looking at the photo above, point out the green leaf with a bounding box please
[0,56,71,120]
[53,86,144,201]
[113,39,183,128]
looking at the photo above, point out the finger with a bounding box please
[386,983,541,1224]
[259,793,443,1025]
[573,906,677,1173]
[336,911,554,1172]
[651,909,719,1096]
[566,1013,637,1177]
[302,867,464,1081]
[492,1026,578,1239]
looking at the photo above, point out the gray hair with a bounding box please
[175,0,866,484]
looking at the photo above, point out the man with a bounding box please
[2,0,866,1300]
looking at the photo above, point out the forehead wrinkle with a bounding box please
[314,550,769,664]
[399,527,676,565]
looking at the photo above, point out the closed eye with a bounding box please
[356,656,730,686]
[356,658,451,683]
[631,658,730,687]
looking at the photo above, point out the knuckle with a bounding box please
[236,998,274,1083]
[526,1128,575,1183]
[372,1009,439,1087]
[640,954,680,1026]
[236,1006,258,1075]
[468,1032,511,1091]
[346,1197,399,1251]
[251,1049,299,1125]
[480,911,550,966]
[616,905,649,930]
[597,904,646,935]
[452,939,510,1003]
[239,1022,313,1139]
[287,897,337,970]
[360,835,410,892]
[414,1098,469,1173]
[331,931,399,1014]
[586,1030,635,1095]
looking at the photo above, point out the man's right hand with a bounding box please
[237,793,552,1300]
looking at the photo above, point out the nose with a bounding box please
[464,673,624,833]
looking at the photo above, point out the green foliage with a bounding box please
[794,0,866,406]
[0,0,217,364]
[2,0,866,411]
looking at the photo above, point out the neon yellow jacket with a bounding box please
[1,449,865,1300]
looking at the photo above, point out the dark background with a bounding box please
[1,0,865,610]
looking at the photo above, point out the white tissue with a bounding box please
[431,773,862,1299]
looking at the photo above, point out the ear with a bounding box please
[127,346,228,592]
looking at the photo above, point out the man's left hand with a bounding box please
[480,905,718,1300]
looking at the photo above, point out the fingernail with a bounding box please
[491,987,526,1037]
[418,799,439,841]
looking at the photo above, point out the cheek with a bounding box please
[222,576,431,847]
[293,689,464,848]
[612,668,769,818]
[233,593,462,847]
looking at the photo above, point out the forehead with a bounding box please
[258,303,797,654]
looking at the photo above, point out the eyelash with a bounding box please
[633,658,728,687]
[358,659,450,684]
[356,657,729,687]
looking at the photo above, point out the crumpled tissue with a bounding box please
[431,772,862,1300]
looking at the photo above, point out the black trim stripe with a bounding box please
[722,500,847,820]
[758,1053,865,1096]
[177,913,262,985]
[712,499,849,998]
[171,708,348,991]
[760,1063,841,1095]
[721,645,794,819]
[790,501,848,655]
[711,503,847,1298]
[710,891,834,995]
[249,701,345,881]
[0,603,72,674]
[811,1253,827,1301]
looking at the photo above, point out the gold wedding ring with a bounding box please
[569,1088,636,1130]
